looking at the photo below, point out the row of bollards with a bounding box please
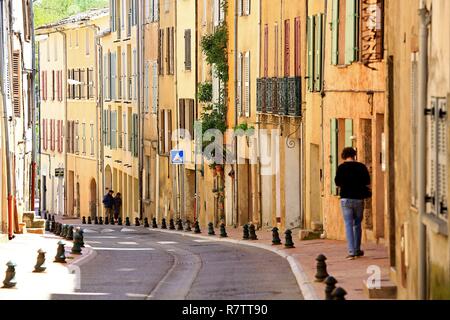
[3,217,86,289]
[310,253,348,300]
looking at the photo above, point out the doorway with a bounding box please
[89,178,97,218]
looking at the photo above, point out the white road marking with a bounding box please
[157,241,178,245]
[86,236,118,239]
[81,229,98,233]
[117,268,136,272]
[117,242,138,245]
[120,228,137,232]
[85,241,102,244]
[126,293,149,298]
[193,239,213,243]
[100,228,115,233]
[92,247,155,251]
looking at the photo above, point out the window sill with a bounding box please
[422,214,448,237]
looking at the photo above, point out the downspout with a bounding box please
[137,0,144,220]
[418,0,430,300]
[174,0,180,221]
[233,0,239,227]
[96,34,104,220]
[30,0,36,212]
[56,29,68,217]
[257,0,262,227]
[194,0,199,223]
[0,0,14,239]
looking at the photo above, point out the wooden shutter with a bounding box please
[152,62,158,113]
[51,70,55,101]
[40,71,44,100]
[345,0,358,64]
[57,120,60,152]
[167,109,172,152]
[12,51,21,117]
[71,121,75,152]
[179,99,186,131]
[170,27,175,74]
[66,121,71,153]
[111,111,117,149]
[238,0,242,16]
[330,118,338,195]
[185,29,192,71]
[133,49,137,99]
[437,98,448,218]
[237,53,242,116]
[188,99,195,139]
[264,24,268,77]
[103,110,107,146]
[361,0,384,63]
[244,52,250,117]
[307,16,314,92]
[284,20,290,77]
[314,14,323,92]
[426,99,438,215]
[345,119,353,147]
[159,110,165,153]
[244,0,250,15]
[144,61,149,112]
[331,0,339,65]
[274,24,279,76]
[42,119,47,150]
[154,0,159,21]
[294,17,301,77]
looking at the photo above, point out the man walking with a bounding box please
[335,147,371,260]
[103,189,114,221]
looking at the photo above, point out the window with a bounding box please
[238,0,251,16]
[133,49,137,99]
[90,123,95,156]
[67,121,72,153]
[42,119,47,150]
[145,156,151,199]
[426,97,448,221]
[46,39,50,62]
[111,111,117,149]
[79,69,86,99]
[411,52,418,206]
[111,52,117,100]
[87,68,94,99]
[145,0,159,22]
[12,51,22,117]
[184,29,192,71]
[74,121,79,153]
[330,118,354,195]
[244,52,250,117]
[51,70,55,101]
[144,61,150,112]
[158,29,164,75]
[50,119,55,151]
[54,37,58,61]
[284,19,290,77]
[123,112,127,151]
[86,29,90,55]
[82,123,86,154]
[75,30,79,47]
[307,14,324,92]
[159,109,172,154]
[213,0,225,26]
[165,0,169,13]
[152,62,158,113]
[178,99,195,139]
[22,0,31,42]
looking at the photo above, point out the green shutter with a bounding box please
[131,114,135,155]
[345,119,353,147]
[330,118,338,195]
[314,14,323,92]
[345,0,358,64]
[307,16,314,92]
[331,0,339,65]
[134,114,138,157]
[103,110,107,145]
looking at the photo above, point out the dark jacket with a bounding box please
[102,193,114,208]
[113,197,122,213]
[335,161,371,200]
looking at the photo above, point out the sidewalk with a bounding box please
[146,224,391,300]
[0,229,94,300]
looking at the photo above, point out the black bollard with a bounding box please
[54,241,67,263]
[94,216,99,225]
[34,249,47,273]
[44,212,47,220]
[152,218,158,228]
[169,219,175,230]
[185,220,192,232]
[272,227,282,245]
[88,216,92,224]
[242,224,249,240]
[331,287,347,300]
[324,276,338,300]
[105,216,109,225]
[61,224,68,238]
[161,218,167,229]
[66,225,74,240]
[249,224,258,240]
[2,261,17,288]
[45,219,50,231]
[208,222,215,235]
[284,229,295,248]
[125,217,131,226]
[53,222,58,235]
[176,219,183,231]
[99,217,103,225]
[51,215,55,222]
[135,217,140,227]
[144,218,150,228]
[110,216,115,225]
[79,229,85,247]
[50,220,55,233]
[315,254,329,282]
[194,221,201,234]
[71,229,82,255]
[82,216,86,224]
[220,223,228,238]
[118,217,123,225]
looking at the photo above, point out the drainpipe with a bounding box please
[30,0,37,213]
[257,0,262,227]
[137,0,144,220]
[233,0,239,227]
[418,0,430,300]
[0,0,14,239]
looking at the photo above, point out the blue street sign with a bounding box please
[170,150,184,165]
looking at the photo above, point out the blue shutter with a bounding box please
[331,0,339,65]
[345,0,358,64]
[307,16,314,92]
[330,119,338,195]
[314,14,323,92]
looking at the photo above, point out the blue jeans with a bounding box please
[340,199,364,256]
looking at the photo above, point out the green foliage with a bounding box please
[200,24,229,83]
[34,0,109,28]
[234,122,255,136]
[197,82,213,103]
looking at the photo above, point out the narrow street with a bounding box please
[51,225,303,300]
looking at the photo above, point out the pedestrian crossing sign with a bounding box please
[170,150,184,165]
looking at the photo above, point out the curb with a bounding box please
[146,227,320,300]
[68,244,97,267]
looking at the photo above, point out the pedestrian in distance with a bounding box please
[334,147,371,260]
[103,189,115,222]
[113,192,122,223]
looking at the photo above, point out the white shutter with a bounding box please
[213,0,219,26]
[244,51,250,117]
[149,0,154,22]
[144,61,149,112]
[236,53,242,116]
[437,98,448,218]
[219,0,225,23]
[426,98,438,215]
[133,49,137,100]
[154,0,159,21]
[165,0,170,13]
[238,0,242,16]
[122,51,126,99]
[152,62,158,113]
[212,64,220,104]
[244,0,250,16]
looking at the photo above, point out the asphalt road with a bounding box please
[51,225,303,300]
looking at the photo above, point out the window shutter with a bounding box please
[345,119,353,147]
[345,0,358,64]
[152,62,158,113]
[122,51,126,99]
[264,24,269,77]
[57,120,60,152]
[45,71,48,101]
[159,110,165,153]
[52,70,55,101]
[40,71,44,100]
[167,109,172,152]
[213,0,219,26]
[212,64,220,103]
[111,111,117,149]
[331,0,339,65]
[244,0,250,15]
[437,98,448,218]
[314,14,323,92]
[133,49,137,99]
[66,121,71,153]
[284,19,290,77]
[238,0,242,16]
[170,27,175,74]
[307,16,314,92]
[51,119,55,151]
[237,53,242,116]
[112,53,117,99]
[188,99,195,139]
[149,0,154,21]
[103,110,107,146]
[274,24,279,76]
[330,118,338,195]
[294,17,301,77]
[71,121,75,153]
[144,61,149,112]
[12,51,21,117]
[185,29,192,71]
[133,114,138,157]
[43,119,47,150]
[244,52,250,117]
[179,99,186,131]
[154,0,159,22]
[426,99,438,215]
